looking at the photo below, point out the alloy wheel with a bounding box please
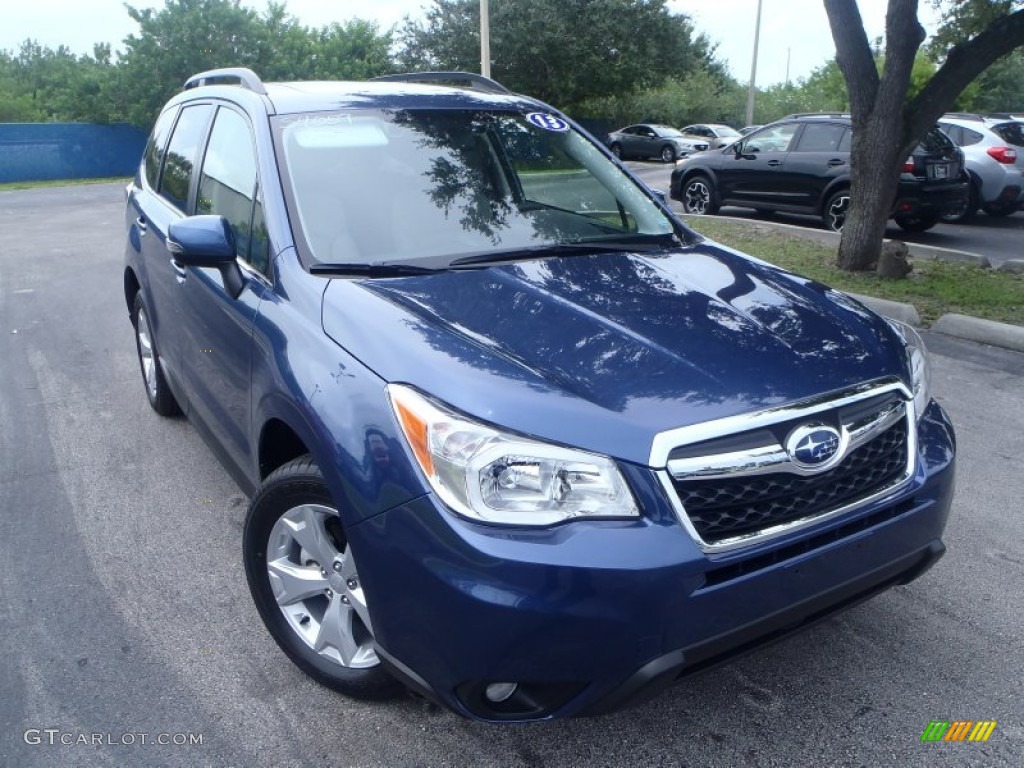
[684,181,712,214]
[135,308,158,401]
[827,194,850,232]
[266,503,378,669]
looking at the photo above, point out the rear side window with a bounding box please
[159,104,214,212]
[144,108,177,189]
[961,127,984,146]
[794,123,846,153]
[197,107,267,270]
[938,123,963,145]
[990,122,1024,147]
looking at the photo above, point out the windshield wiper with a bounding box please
[448,234,680,268]
[309,262,443,277]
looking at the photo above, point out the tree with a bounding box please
[399,0,719,111]
[824,0,1024,271]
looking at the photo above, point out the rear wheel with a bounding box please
[941,178,979,223]
[982,201,1017,217]
[894,215,939,232]
[660,144,676,163]
[244,456,403,700]
[132,293,181,417]
[823,190,850,232]
[681,175,719,215]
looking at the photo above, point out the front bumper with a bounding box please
[348,401,955,722]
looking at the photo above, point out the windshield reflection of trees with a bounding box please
[391,109,585,246]
[367,246,883,415]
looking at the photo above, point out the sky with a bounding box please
[1,0,942,87]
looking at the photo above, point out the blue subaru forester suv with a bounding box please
[123,68,956,722]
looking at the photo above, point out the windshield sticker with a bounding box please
[526,112,570,132]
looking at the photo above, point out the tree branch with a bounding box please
[906,9,1024,142]
[823,0,879,120]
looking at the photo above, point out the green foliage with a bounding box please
[398,0,721,111]
[579,70,744,127]
[0,0,396,128]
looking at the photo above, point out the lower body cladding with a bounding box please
[347,402,955,722]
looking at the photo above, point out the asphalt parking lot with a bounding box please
[626,161,1024,267]
[1,182,1022,768]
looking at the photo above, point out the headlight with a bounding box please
[388,385,639,526]
[886,319,931,419]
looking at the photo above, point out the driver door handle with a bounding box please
[767,159,782,167]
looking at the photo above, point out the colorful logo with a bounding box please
[921,720,997,742]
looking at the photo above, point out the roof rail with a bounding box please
[941,112,985,122]
[370,71,511,95]
[184,68,267,95]
[782,112,851,119]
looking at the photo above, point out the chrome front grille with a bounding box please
[672,419,907,544]
[654,380,916,553]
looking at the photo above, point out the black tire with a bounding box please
[823,189,850,232]
[681,175,719,215]
[894,215,939,232]
[941,178,979,223]
[132,292,181,417]
[660,144,677,163]
[243,455,403,701]
[610,143,623,159]
[982,201,1017,217]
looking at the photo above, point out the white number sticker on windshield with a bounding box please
[526,112,570,133]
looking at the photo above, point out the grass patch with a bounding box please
[685,217,1024,327]
[0,176,130,191]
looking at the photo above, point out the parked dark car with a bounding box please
[670,114,969,232]
[124,69,955,723]
[607,124,709,162]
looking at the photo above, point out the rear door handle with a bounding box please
[136,216,148,234]
[827,159,846,167]
[767,159,782,167]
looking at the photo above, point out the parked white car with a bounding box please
[937,114,1024,221]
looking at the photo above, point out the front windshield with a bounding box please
[275,109,679,266]
[715,126,741,137]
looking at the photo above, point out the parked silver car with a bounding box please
[937,114,1024,221]
[607,124,709,163]
[679,123,743,150]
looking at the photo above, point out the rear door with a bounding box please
[129,103,215,403]
[717,122,801,208]
[178,104,271,476]
[784,122,849,211]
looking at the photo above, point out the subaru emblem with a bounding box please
[786,424,843,470]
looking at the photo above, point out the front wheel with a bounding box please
[823,190,850,232]
[610,143,623,159]
[660,144,677,163]
[894,215,939,232]
[681,175,719,215]
[243,456,403,700]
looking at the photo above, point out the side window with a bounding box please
[837,129,851,152]
[143,108,177,189]
[794,123,847,153]
[745,123,800,153]
[938,123,963,145]
[197,107,267,270]
[961,127,985,146]
[159,104,214,212]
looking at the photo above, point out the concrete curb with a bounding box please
[845,293,921,326]
[931,314,1024,353]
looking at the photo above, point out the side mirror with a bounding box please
[650,189,668,205]
[167,215,236,267]
[167,215,245,297]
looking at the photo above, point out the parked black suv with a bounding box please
[670,114,968,232]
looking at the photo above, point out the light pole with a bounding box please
[745,0,764,126]
[480,0,491,78]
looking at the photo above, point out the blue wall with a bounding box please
[0,123,147,183]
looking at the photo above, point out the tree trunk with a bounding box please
[825,0,1024,271]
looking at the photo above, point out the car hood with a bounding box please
[321,242,906,466]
